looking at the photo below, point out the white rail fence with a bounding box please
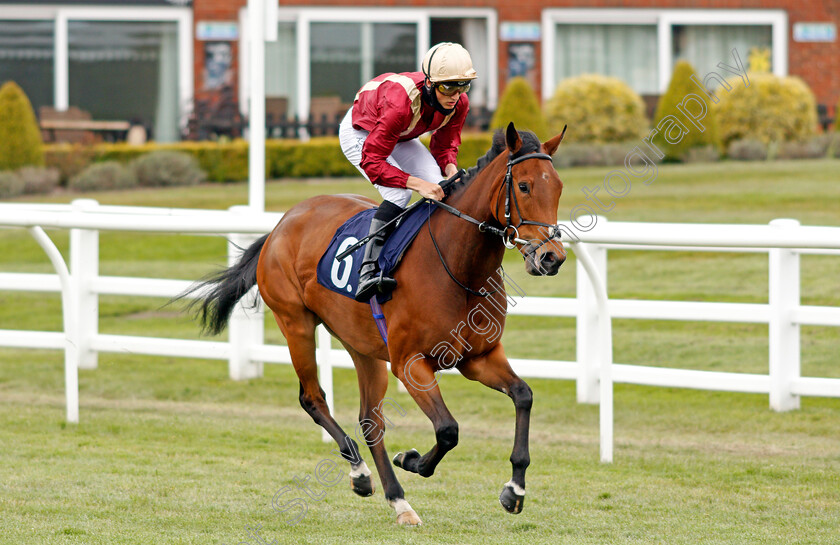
[1,200,839,463]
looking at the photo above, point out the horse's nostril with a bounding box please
[540,252,564,272]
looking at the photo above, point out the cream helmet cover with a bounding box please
[422,42,478,83]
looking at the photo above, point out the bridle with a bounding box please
[495,152,563,255]
[428,151,563,296]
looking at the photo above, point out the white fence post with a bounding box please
[70,199,99,370]
[29,226,78,423]
[768,219,801,411]
[317,324,334,442]
[571,241,614,463]
[227,206,264,380]
[576,237,607,404]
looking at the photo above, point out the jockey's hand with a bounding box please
[407,177,445,201]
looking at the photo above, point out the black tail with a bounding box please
[178,234,269,336]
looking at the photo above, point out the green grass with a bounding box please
[1,159,839,544]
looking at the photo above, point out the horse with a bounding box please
[185,122,567,526]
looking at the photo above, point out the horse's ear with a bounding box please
[505,122,522,154]
[543,124,567,156]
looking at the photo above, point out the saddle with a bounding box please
[316,201,438,303]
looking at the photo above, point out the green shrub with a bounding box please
[275,137,359,178]
[713,73,817,148]
[776,135,835,160]
[44,144,96,185]
[131,150,206,187]
[0,81,44,170]
[69,161,136,192]
[727,139,768,161]
[419,132,495,174]
[682,145,720,163]
[835,97,840,132]
[490,77,548,140]
[48,141,250,183]
[18,166,61,194]
[552,142,633,169]
[456,133,494,170]
[826,132,840,158]
[42,132,508,183]
[653,61,719,161]
[178,140,250,182]
[0,170,25,199]
[544,74,647,143]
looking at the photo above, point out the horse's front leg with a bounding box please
[457,344,531,514]
[391,355,459,478]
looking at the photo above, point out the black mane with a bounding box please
[461,129,542,185]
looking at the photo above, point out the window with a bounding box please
[0,6,190,143]
[250,8,497,124]
[309,22,416,104]
[431,17,490,109]
[266,22,297,117]
[68,20,180,141]
[542,9,787,98]
[673,24,772,76]
[553,24,658,94]
[0,20,54,113]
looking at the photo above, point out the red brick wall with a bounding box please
[192,0,840,115]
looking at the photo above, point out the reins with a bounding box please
[335,149,564,298]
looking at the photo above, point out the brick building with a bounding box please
[1,0,837,141]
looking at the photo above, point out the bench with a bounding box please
[40,119,132,142]
[39,106,131,144]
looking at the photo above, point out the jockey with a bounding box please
[339,42,477,302]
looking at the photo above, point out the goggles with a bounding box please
[435,81,471,96]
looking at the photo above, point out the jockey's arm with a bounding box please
[406,176,445,201]
[405,163,456,201]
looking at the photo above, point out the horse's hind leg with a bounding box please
[342,342,421,526]
[270,309,374,496]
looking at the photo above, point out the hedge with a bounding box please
[44,134,498,184]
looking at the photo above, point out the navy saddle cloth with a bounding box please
[316,201,438,303]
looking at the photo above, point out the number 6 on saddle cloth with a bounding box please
[316,200,438,305]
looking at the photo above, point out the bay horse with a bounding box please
[187,123,566,526]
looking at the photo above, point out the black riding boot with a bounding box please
[354,201,403,302]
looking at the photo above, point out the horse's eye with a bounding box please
[518,182,530,193]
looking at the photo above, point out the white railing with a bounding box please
[1,200,839,462]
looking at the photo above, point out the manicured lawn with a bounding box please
[1,159,838,544]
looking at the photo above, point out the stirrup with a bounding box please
[354,268,396,302]
[354,266,382,302]
[375,270,397,295]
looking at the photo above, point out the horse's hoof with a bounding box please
[392,449,421,473]
[396,510,423,526]
[350,473,374,497]
[499,484,525,514]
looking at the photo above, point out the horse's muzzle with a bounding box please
[525,250,565,276]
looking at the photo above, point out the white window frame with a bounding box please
[240,6,497,120]
[0,4,192,120]
[541,8,787,99]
